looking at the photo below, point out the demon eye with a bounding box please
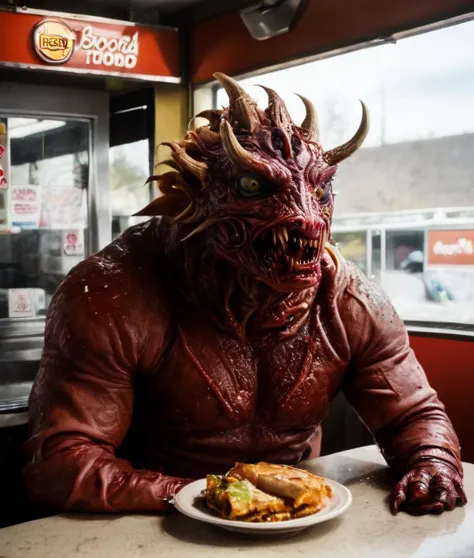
[315,178,333,204]
[237,175,267,198]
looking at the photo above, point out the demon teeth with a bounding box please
[273,230,277,245]
[282,227,289,242]
[278,230,286,247]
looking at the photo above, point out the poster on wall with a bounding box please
[10,184,41,228]
[8,289,35,318]
[63,230,84,256]
[39,187,86,229]
[0,120,9,190]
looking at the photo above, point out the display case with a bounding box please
[0,81,109,424]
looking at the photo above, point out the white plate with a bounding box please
[173,478,352,536]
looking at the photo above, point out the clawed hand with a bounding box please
[390,461,467,515]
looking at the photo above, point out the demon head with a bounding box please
[138,72,369,293]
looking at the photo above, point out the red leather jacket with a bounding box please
[24,219,462,512]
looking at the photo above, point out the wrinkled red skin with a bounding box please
[24,96,466,516]
[23,220,466,515]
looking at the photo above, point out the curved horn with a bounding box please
[196,126,222,146]
[214,72,262,131]
[296,94,319,142]
[188,109,223,132]
[220,119,265,171]
[324,101,369,166]
[258,85,292,132]
[162,141,208,184]
[196,109,223,132]
[155,159,180,172]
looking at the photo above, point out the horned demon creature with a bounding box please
[25,73,466,516]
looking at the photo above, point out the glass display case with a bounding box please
[0,82,109,422]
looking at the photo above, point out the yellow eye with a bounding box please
[238,175,264,197]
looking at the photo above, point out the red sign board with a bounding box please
[0,11,180,82]
[427,230,474,267]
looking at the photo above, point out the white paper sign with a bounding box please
[63,230,85,256]
[8,289,35,318]
[40,187,86,229]
[10,184,41,228]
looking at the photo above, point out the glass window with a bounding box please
[110,139,151,240]
[332,231,368,275]
[0,116,89,320]
[215,19,474,325]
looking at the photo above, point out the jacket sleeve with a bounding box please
[341,268,463,476]
[24,260,189,513]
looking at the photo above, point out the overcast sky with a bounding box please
[216,19,474,149]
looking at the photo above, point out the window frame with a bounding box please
[191,12,474,334]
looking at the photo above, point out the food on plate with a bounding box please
[205,462,333,522]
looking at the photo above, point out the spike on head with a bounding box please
[220,119,266,172]
[324,101,369,165]
[136,72,370,294]
[258,85,293,134]
[195,109,223,132]
[162,141,208,186]
[213,72,267,132]
[296,94,319,142]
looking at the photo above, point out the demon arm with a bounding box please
[341,269,467,515]
[23,262,189,513]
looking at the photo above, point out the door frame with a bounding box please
[0,80,110,255]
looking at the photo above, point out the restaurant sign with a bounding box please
[33,19,76,64]
[32,18,140,70]
[427,230,474,267]
[0,10,179,82]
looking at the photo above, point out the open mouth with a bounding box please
[254,225,325,275]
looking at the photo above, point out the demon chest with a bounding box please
[153,310,347,433]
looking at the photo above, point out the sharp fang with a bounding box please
[278,230,286,247]
[273,230,277,245]
[282,227,289,242]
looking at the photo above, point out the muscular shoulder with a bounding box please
[45,218,172,365]
[343,260,400,328]
[330,252,408,362]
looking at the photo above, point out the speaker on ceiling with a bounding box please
[240,0,309,41]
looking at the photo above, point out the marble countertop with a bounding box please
[1,446,473,558]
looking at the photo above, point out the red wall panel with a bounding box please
[410,334,474,464]
[190,0,473,83]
